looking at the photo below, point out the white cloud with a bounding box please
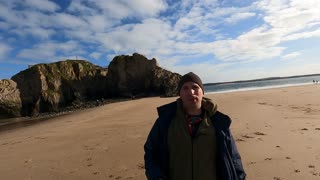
[273,61,320,77]
[0,4,58,39]
[52,13,87,29]
[0,43,11,58]
[89,52,102,59]
[68,0,98,15]
[201,0,320,62]
[25,0,59,12]
[126,0,168,17]
[69,0,167,20]
[18,47,56,60]
[0,3,20,26]
[207,26,285,61]
[282,52,301,59]
[212,41,284,61]
[11,27,55,39]
[256,0,320,34]
[17,41,84,61]
[85,15,113,32]
[97,18,175,55]
[283,29,320,41]
[224,12,256,24]
[0,21,9,29]
[1,0,320,81]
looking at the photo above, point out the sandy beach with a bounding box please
[1,84,320,180]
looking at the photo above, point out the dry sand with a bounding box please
[1,84,320,180]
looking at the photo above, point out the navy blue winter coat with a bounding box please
[144,101,246,180]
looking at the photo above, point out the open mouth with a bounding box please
[189,97,198,102]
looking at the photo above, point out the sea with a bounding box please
[204,74,320,94]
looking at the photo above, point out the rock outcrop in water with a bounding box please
[0,53,181,118]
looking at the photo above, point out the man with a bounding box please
[144,72,246,180]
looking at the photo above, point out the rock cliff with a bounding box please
[0,79,22,118]
[0,53,180,118]
[107,53,181,97]
[11,60,107,116]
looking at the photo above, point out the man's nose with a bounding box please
[187,88,195,95]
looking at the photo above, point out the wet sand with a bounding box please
[1,84,320,179]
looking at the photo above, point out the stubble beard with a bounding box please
[183,97,202,114]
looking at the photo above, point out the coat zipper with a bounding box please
[192,137,194,180]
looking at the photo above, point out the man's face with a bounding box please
[179,81,203,110]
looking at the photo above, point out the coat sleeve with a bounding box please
[226,129,246,180]
[144,118,167,180]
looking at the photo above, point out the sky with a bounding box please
[0,0,319,83]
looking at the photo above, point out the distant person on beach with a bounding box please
[144,72,246,180]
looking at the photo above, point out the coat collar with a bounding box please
[157,98,231,130]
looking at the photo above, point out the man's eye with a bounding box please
[192,86,199,89]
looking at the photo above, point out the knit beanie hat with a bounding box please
[178,72,204,95]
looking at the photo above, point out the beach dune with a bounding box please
[1,84,320,179]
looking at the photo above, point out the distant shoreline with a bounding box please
[204,74,320,94]
[205,82,314,94]
[204,73,320,86]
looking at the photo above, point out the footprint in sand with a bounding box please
[137,163,145,170]
[285,157,291,159]
[254,132,266,135]
[92,171,99,175]
[308,165,315,168]
[241,135,254,139]
[85,157,93,167]
[11,141,22,145]
[258,102,267,105]
[83,145,95,151]
[34,137,47,140]
[301,128,308,131]
[265,158,272,161]
[310,171,319,176]
[24,159,32,164]
[315,128,320,130]
[257,138,263,141]
[108,175,124,179]
[294,169,300,173]
[273,177,282,180]
[236,138,245,142]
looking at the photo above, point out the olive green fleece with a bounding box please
[167,98,218,180]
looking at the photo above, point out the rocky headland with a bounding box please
[0,53,181,119]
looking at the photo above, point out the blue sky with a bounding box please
[0,0,319,83]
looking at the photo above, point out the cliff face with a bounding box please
[11,60,108,116]
[152,66,181,97]
[0,79,22,118]
[0,53,180,118]
[107,53,181,97]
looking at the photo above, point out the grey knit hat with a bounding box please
[178,72,204,95]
